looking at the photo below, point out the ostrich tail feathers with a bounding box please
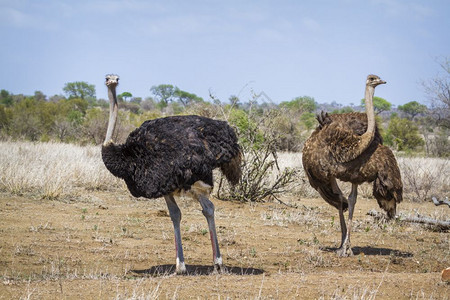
[316,111,332,129]
[220,152,242,186]
[373,178,403,204]
[373,157,403,219]
[373,145,403,205]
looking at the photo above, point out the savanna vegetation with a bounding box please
[0,60,449,298]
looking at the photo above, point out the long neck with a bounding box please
[341,84,376,162]
[104,86,118,145]
[364,85,376,137]
[353,84,376,156]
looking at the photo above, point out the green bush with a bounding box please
[385,117,424,151]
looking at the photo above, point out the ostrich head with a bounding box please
[366,74,386,87]
[103,74,120,146]
[106,74,119,87]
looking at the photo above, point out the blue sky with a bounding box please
[1,0,448,106]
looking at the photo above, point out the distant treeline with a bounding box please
[0,80,448,157]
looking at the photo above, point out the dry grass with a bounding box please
[261,205,326,228]
[0,141,125,200]
[0,143,304,202]
[1,142,448,204]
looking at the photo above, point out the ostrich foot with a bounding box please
[176,260,187,275]
[213,257,224,274]
[336,243,354,257]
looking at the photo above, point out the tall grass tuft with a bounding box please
[0,141,124,200]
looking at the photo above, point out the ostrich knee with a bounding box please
[168,204,182,223]
[201,197,215,219]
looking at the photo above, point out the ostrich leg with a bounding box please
[164,194,187,274]
[198,194,223,272]
[340,183,358,256]
[330,178,354,257]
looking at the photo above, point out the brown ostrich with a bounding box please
[101,74,242,274]
[302,74,403,256]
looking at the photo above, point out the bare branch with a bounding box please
[367,210,450,231]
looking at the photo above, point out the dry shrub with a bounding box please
[216,109,299,202]
[223,148,298,202]
[398,156,449,202]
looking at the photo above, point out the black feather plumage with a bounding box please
[102,115,241,199]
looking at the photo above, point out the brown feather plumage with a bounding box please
[302,75,402,256]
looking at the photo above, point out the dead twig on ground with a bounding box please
[367,209,450,231]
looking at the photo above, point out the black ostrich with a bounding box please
[101,75,242,274]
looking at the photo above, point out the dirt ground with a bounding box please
[0,190,448,299]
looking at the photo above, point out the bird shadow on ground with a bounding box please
[131,265,265,277]
[321,246,413,257]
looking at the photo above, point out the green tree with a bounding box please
[300,112,317,130]
[0,104,12,132]
[398,101,427,120]
[50,98,88,140]
[385,116,424,151]
[278,96,318,135]
[174,88,203,107]
[361,96,392,115]
[63,98,89,115]
[34,91,46,101]
[63,81,96,100]
[9,97,43,140]
[150,84,176,108]
[331,107,354,114]
[228,109,263,148]
[280,96,317,113]
[0,89,13,106]
[118,92,133,102]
